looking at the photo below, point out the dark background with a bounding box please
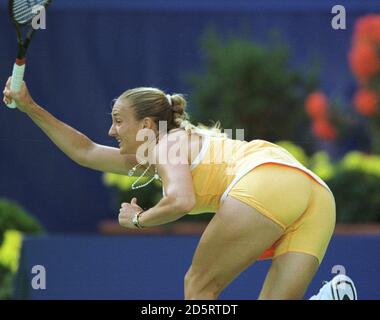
[1,0,380,233]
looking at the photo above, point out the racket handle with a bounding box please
[6,61,26,109]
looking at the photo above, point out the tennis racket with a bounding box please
[6,0,52,109]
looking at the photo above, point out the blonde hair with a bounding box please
[118,87,227,138]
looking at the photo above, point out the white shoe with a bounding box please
[310,274,358,300]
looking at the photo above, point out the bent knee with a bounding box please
[184,266,223,300]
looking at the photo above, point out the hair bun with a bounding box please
[170,94,186,115]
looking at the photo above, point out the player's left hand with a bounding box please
[118,197,144,229]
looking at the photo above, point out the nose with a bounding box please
[108,124,116,137]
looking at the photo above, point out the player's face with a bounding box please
[108,99,157,156]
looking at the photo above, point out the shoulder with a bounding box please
[150,129,191,167]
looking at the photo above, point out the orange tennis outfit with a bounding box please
[163,132,336,264]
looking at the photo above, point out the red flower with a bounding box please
[349,43,380,81]
[353,15,380,45]
[305,91,328,119]
[353,88,378,116]
[312,119,337,141]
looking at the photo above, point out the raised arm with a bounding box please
[2,78,143,175]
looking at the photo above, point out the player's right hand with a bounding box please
[3,77,36,113]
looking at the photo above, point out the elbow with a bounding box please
[173,195,196,214]
[74,155,90,168]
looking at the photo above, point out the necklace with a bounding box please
[128,131,161,190]
[128,162,161,190]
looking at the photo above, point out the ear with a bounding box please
[142,117,157,130]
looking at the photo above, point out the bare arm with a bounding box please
[136,136,196,227]
[3,79,143,175]
[26,103,138,174]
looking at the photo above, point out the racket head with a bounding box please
[8,0,52,26]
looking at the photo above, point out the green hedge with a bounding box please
[187,31,318,151]
[328,152,380,223]
[0,198,44,246]
[0,198,44,299]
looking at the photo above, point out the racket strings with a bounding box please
[11,0,50,24]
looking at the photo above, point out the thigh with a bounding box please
[187,195,284,294]
[259,252,320,300]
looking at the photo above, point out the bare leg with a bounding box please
[184,195,284,300]
[259,252,320,300]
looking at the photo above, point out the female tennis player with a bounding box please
[3,79,357,300]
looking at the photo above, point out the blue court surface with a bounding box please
[14,235,380,300]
